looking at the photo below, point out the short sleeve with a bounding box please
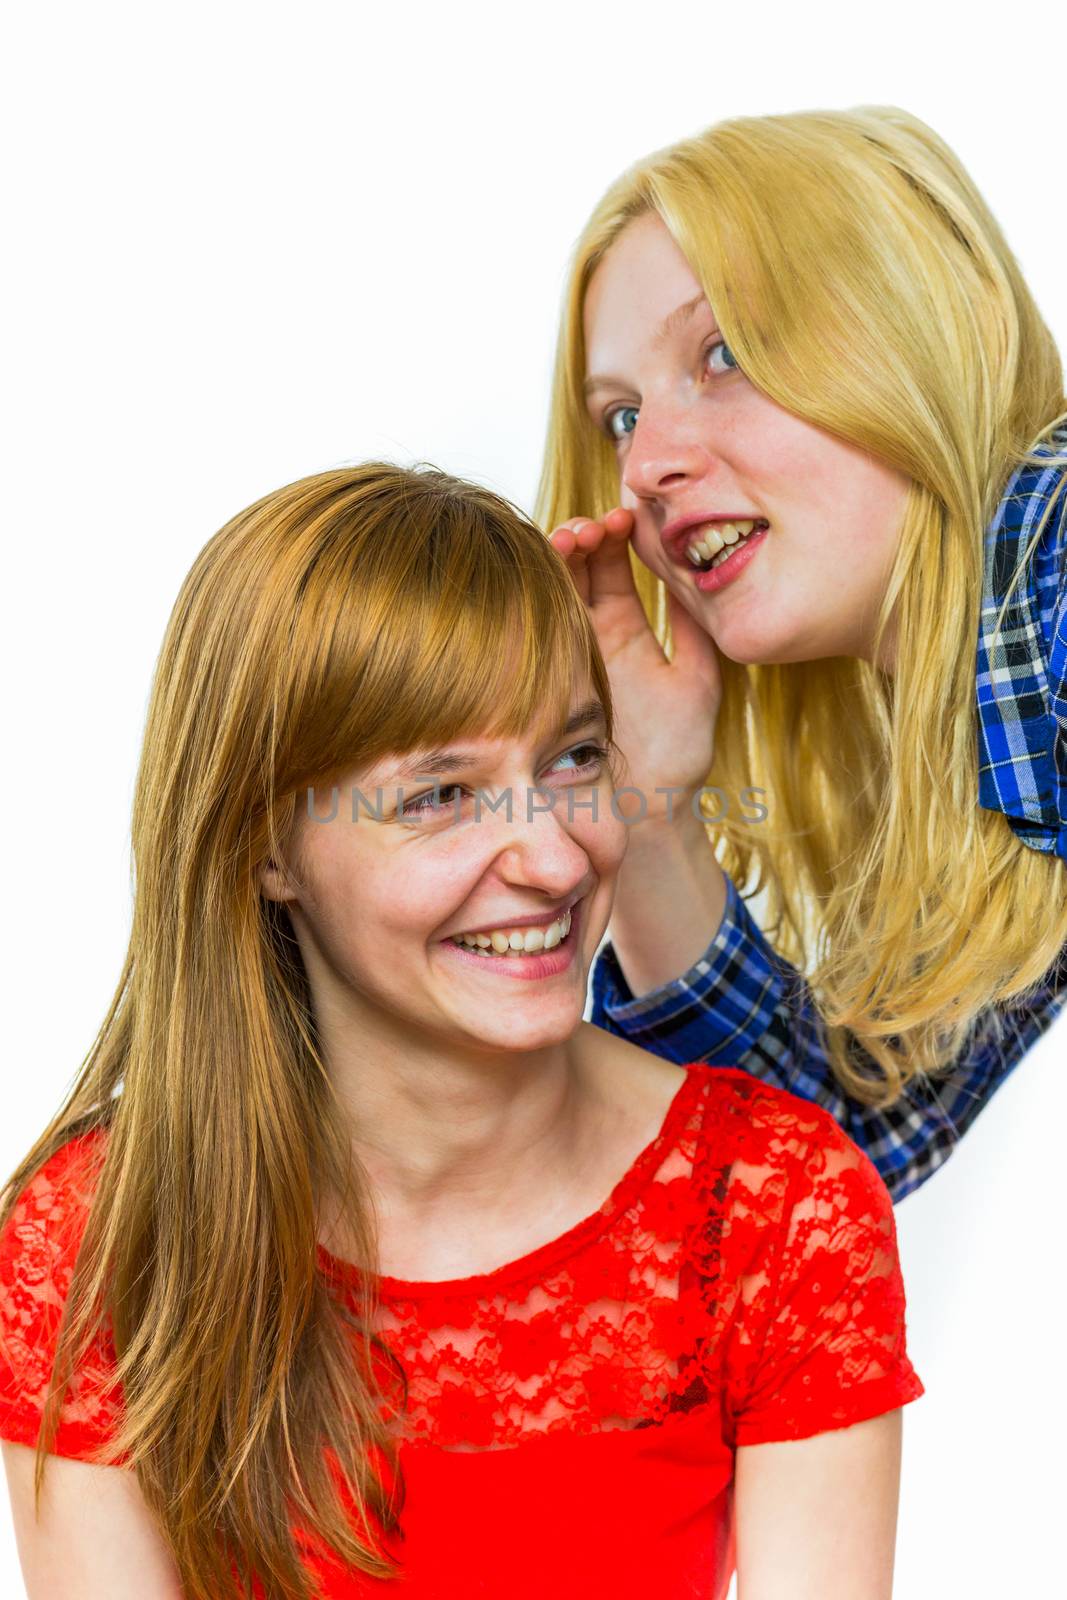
[715,1078,924,1448]
[0,1133,128,1463]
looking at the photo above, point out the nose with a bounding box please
[492,786,594,900]
[621,399,711,503]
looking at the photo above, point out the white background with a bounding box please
[2,3,1065,1595]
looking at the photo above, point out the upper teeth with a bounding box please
[452,907,573,955]
[684,519,763,565]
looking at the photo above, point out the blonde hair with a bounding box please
[536,105,1067,1105]
[0,464,616,1597]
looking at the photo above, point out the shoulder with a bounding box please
[1015,431,1067,734]
[986,432,1067,611]
[1031,439,1067,621]
[0,1127,122,1460]
[1001,430,1067,620]
[1045,463,1067,715]
[683,1064,893,1230]
[1,1128,109,1286]
[686,1062,871,1167]
[994,428,1067,533]
[679,1073,922,1447]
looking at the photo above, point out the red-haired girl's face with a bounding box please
[260,687,627,1061]
[582,212,911,669]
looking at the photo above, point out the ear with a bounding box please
[258,856,299,904]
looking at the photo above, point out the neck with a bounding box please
[302,953,590,1230]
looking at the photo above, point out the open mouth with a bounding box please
[681,518,769,572]
[449,904,574,959]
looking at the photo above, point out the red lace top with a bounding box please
[0,1065,923,1598]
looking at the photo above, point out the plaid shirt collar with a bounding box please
[975,427,1067,859]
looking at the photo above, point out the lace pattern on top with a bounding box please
[0,1067,923,1460]
[317,1067,922,1450]
[0,1132,124,1459]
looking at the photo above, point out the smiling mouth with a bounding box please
[677,518,769,571]
[449,905,574,957]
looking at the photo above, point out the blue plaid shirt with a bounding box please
[591,432,1067,1204]
[976,429,1067,855]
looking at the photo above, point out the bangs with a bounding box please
[276,467,613,793]
[371,544,604,756]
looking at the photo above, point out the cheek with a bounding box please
[572,800,628,872]
[863,470,911,560]
[755,410,904,523]
[796,461,910,582]
[624,503,674,578]
[629,520,662,571]
[356,853,475,948]
[722,391,828,495]
[297,828,456,957]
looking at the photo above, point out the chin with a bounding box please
[474,1010,582,1054]
[702,603,817,668]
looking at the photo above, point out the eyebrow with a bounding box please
[386,699,608,782]
[582,291,711,399]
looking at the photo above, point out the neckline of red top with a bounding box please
[315,1062,710,1299]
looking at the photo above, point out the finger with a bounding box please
[584,515,643,607]
[547,515,633,607]
[547,525,578,558]
[548,520,610,606]
[568,517,609,553]
[550,510,631,553]
[568,545,592,606]
[548,517,606,555]
[547,528,592,604]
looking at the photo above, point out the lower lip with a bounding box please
[690,526,768,593]
[441,901,582,982]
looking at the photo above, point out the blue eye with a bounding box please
[601,338,739,444]
[606,406,639,443]
[706,337,738,374]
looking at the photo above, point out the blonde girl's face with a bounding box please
[261,686,627,1058]
[581,212,912,668]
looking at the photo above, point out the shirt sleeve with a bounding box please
[1047,505,1067,742]
[0,1135,128,1463]
[714,1080,924,1449]
[589,871,1065,1204]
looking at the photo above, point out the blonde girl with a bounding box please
[538,105,1067,1200]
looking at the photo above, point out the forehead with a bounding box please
[583,213,709,361]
